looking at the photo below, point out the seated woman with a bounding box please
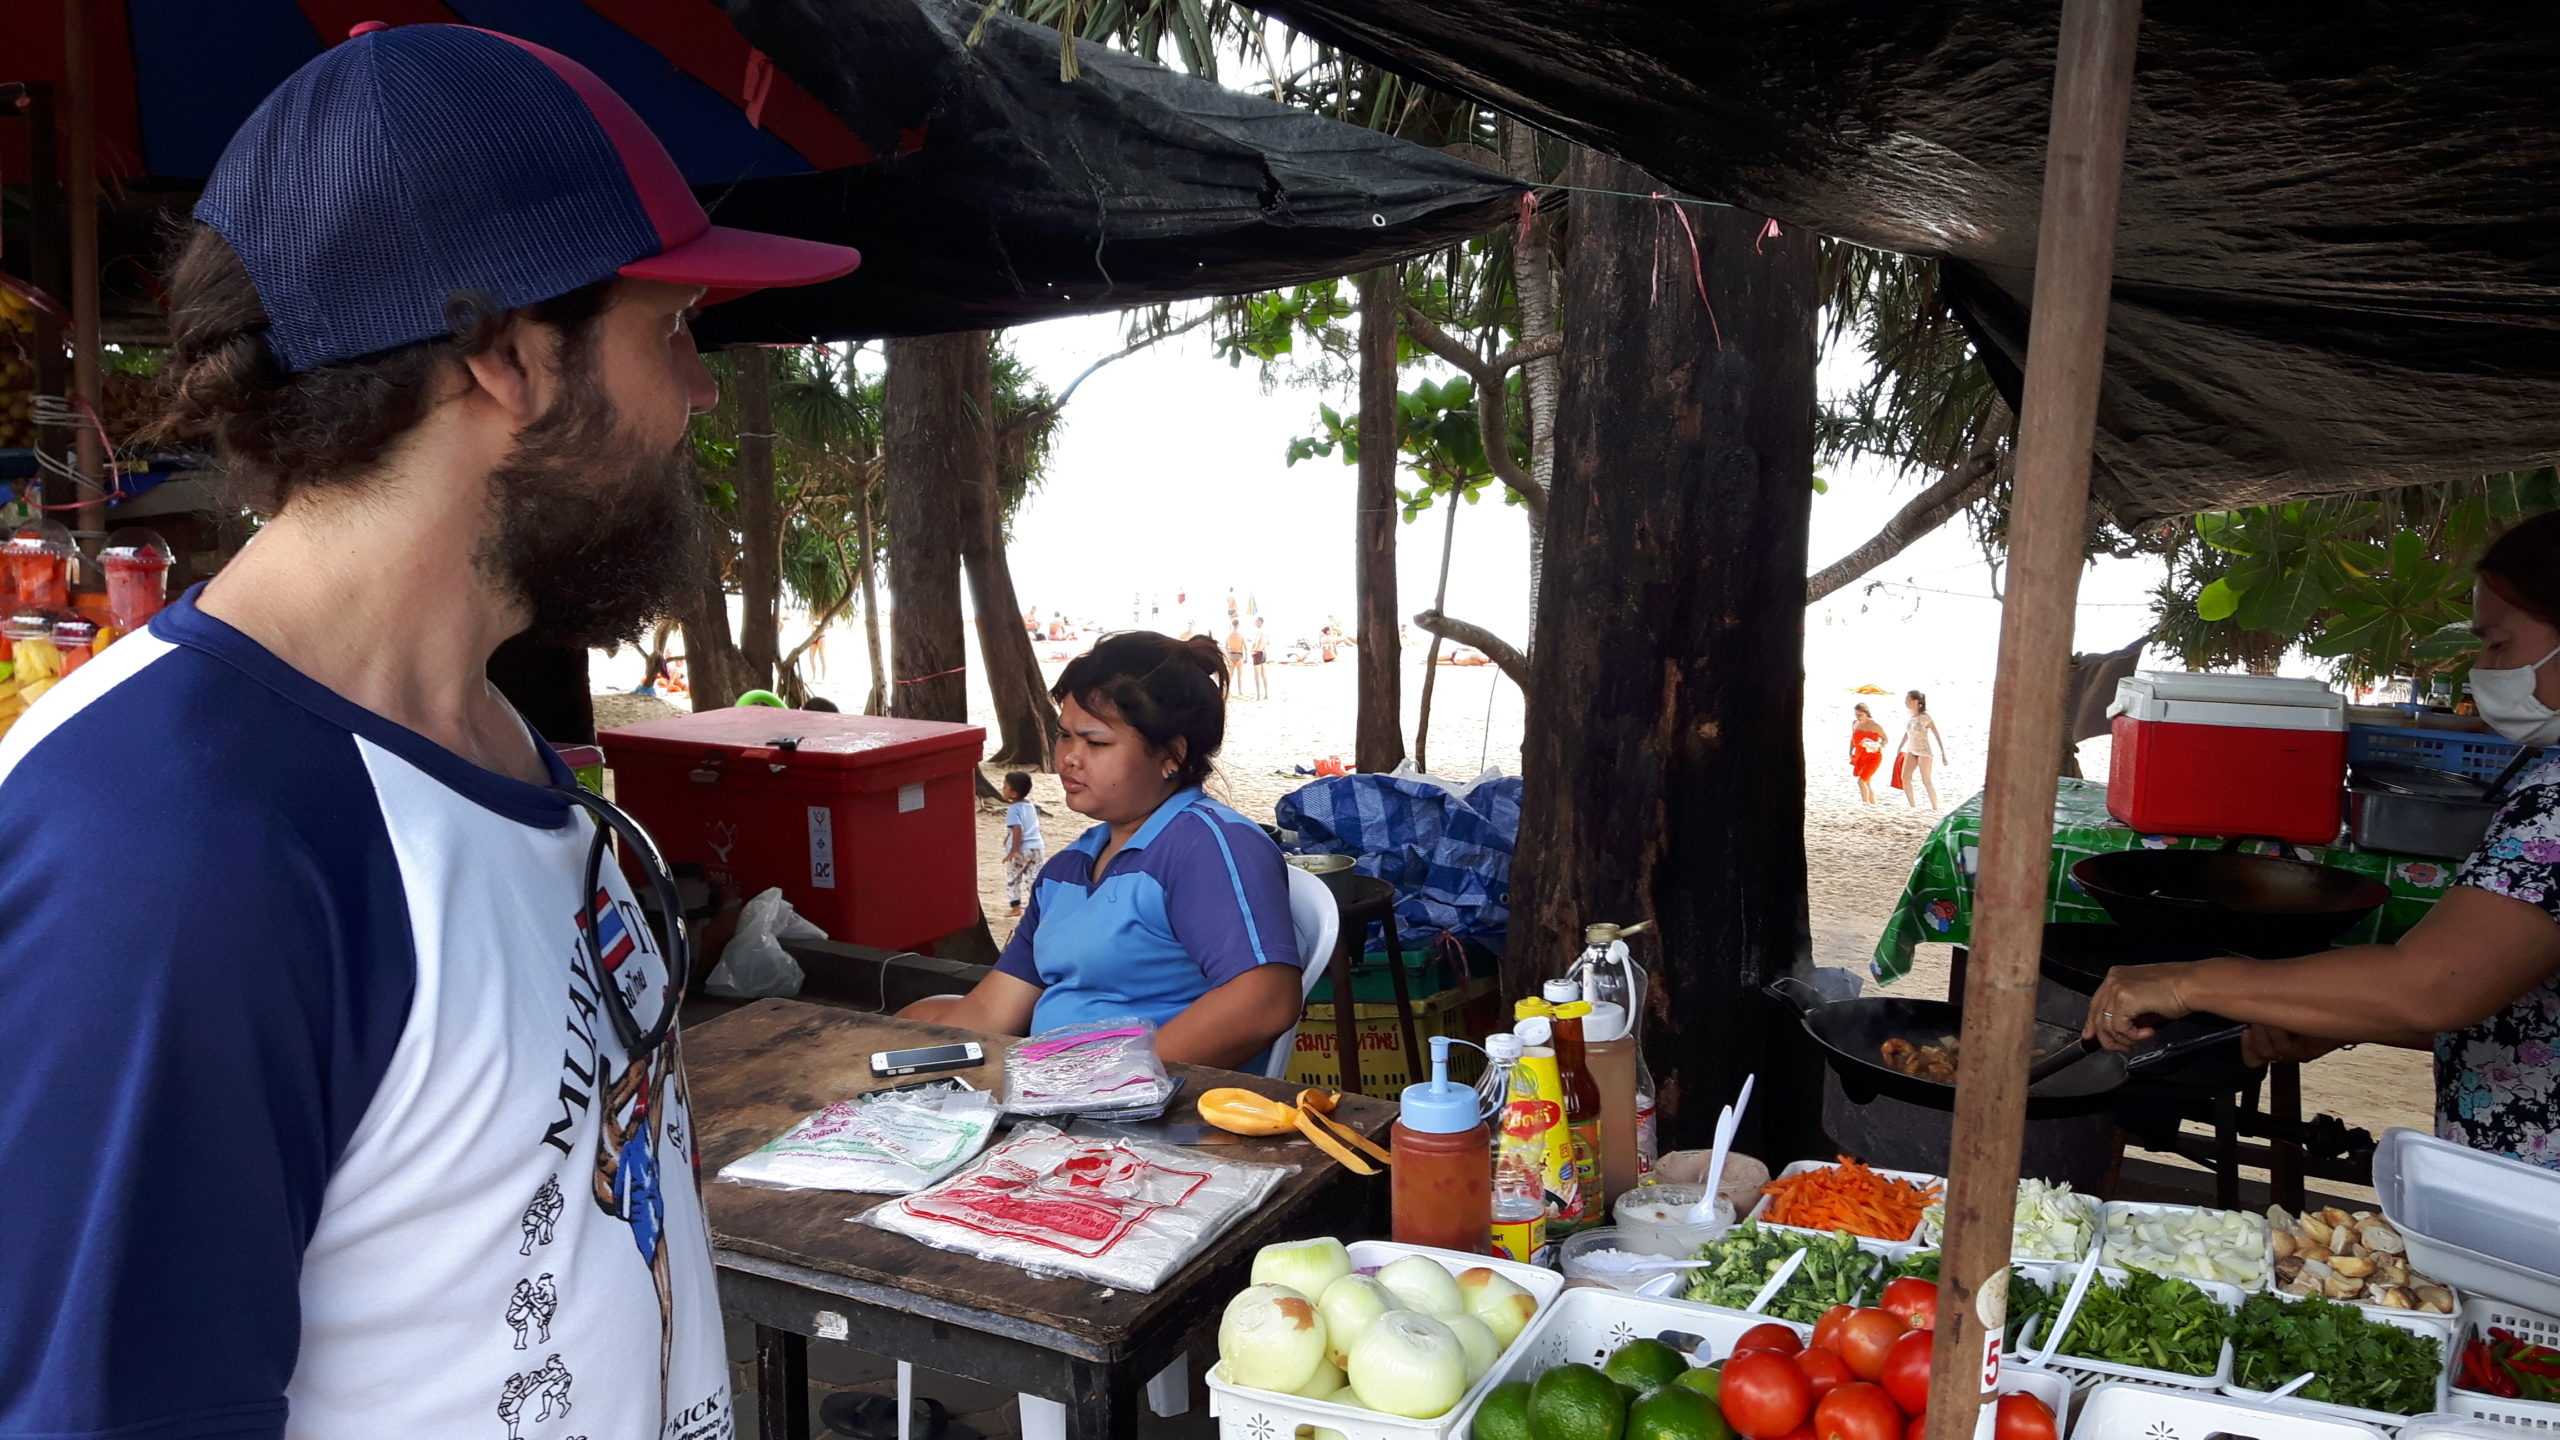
[901,631,1306,1073]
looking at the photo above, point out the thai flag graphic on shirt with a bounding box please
[584,889,636,973]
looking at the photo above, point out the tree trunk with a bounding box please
[733,344,781,694]
[1412,487,1463,772]
[677,562,750,711]
[1509,122,1563,639]
[857,461,889,716]
[963,341,1060,768]
[1805,434,2006,603]
[1512,152,1823,1161]
[884,333,978,725]
[1354,265,1406,775]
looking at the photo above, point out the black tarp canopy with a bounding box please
[1244,0,2560,522]
[3,0,1521,346]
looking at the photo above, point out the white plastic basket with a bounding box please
[2263,1205,2464,1320]
[2069,1380,2394,1440]
[2224,1301,2454,1428]
[2100,1199,2271,1292]
[2442,1293,2560,1430]
[1749,1159,1941,1251]
[2015,1267,2242,1390]
[1203,1240,1564,1440]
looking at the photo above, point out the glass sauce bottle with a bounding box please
[1542,979,1607,1232]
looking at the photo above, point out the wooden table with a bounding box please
[687,999,1397,1440]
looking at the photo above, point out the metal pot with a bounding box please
[2347,761,2501,859]
[2069,841,2389,957]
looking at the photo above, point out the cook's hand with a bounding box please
[2083,963,2196,1051]
[2243,1024,2343,1067]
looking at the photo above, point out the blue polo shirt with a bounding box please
[994,788,1303,1068]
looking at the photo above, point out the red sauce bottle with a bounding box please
[1391,1035,1492,1254]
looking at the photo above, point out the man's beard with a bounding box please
[478,363,710,650]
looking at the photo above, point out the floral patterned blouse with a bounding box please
[2441,754,2560,1167]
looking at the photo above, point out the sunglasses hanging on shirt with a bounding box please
[555,785,693,1060]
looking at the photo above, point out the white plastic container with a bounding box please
[1203,1240,1564,1440]
[2016,1268,2244,1390]
[1749,1159,1942,1251]
[2443,1293,2560,1431]
[2100,1199,2271,1291]
[2377,1128,2560,1316]
[2070,1380,2393,1440]
[2224,1302,2453,1428]
[1614,1183,1734,1256]
[1466,1287,2049,1440]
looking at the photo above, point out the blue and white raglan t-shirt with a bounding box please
[0,591,731,1440]
[994,787,1302,1067]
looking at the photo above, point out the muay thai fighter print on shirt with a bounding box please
[0,590,731,1440]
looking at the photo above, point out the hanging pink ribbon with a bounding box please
[1650,192,1723,350]
[1756,218,1783,254]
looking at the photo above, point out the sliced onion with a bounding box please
[1252,1237,1353,1299]
[1316,1274,1396,1369]
[1377,1254,1465,1318]
[1217,1284,1327,1393]
[1457,1267,1538,1349]
[1346,1311,1470,1419]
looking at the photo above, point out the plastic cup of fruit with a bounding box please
[1613,1183,1735,1257]
[3,519,74,610]
[99,528,173,631]
[51,614,98,674]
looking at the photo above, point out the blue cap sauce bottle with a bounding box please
[1390,1035,1494,1255]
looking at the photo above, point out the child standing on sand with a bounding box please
[1001,772,1043,915]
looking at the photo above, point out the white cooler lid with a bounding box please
[2109,670,2345,730]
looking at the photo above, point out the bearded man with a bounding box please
[0,22,856,1439]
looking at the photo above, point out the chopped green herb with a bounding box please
[2231,1293,2443,1416]
[2036,1267,2231,1378]
[1682,1220,1876,1324]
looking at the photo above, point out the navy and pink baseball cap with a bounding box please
[195,22,862,374]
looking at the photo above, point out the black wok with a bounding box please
[1769,978,2247,1118]
[2070,840,2388,958]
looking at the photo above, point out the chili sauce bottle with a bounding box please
[1391,1036,1492,1254]
[1542,979,1608,1233]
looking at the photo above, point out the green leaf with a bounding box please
[2413,620,2482,660]
[2195,577,2243,623]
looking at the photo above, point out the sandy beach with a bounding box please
[595,623,2432,1165]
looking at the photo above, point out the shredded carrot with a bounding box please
[1759,1155,1942,1241]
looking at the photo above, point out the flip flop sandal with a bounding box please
[819,1390,950,1440]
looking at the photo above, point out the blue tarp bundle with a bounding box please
[1276,771,1521,944]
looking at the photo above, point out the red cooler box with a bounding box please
[599,708,986,950]
[2105,671,2346,842]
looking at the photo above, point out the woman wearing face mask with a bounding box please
[898,631,1305,1073]
[2086,512,2560,1166]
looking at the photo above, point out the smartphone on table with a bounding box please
[869,1041,985,1079]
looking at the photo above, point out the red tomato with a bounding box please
[1735,1322,1806,1357]
[1879,1328,1934,1417]
[1992,1393,2061,1440]
[1812,1381,1904,1440]
[1836,1308,1906,1382]
[1878,1277,1941,1332]
[1811,1304,1856,1355]
[1905,1419,1925,1440]
[1796,1347,1855,1402]
[1720,1350,1815,1440]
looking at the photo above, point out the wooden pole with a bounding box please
[1411,485,1461,772]
[1353,264,1406,775]
[734,345,780,694]
[1922,1,2140,1435]
[64,0,105,534]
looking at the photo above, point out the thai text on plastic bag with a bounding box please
[717,1081,997,1194]
[999,1016,1176,1116]
[861,1123,1292,1291]
[705,887,821,998]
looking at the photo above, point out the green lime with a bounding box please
[1672,1368,1721,1403]
[1472,1380,1536,1440]
[1529,1363,1628,1440]
[1602,1339,1690,1397]
[1627,1384,1734,1440]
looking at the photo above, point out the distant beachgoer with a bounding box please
[1000,771,1042,916]
[1226,588,1240,623]
[1850,702,1888,803]
[1319,619,1343,663]
[1897,690,1945,809]
[1224,623,1248,691]
[1250,620,1270,700]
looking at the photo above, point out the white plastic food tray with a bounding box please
[2264,1203,2465,1321]
[1919,1188,2101,1264]
[2069,1380,2392,1440]
[1468,1286,2051,1440]
[1749,1159,1943,1252]
[2377,1128,2560,1316]
[2224,1301,2453,1428]
[2015,1264,2243,1390]
[2100,1199,2271,1291]
[1203,1240,1563,1440]
[2443,1293,2560,1431]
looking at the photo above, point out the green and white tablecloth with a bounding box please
[1871,776,2458,983]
